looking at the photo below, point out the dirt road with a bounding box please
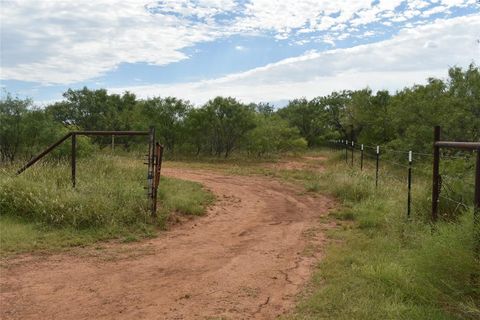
[0,167,334,319]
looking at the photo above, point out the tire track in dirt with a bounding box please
[0,167,335,320]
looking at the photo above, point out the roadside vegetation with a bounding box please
[280,151,479,320]
[0,154,213,255]
[0,64,478,317]
[165,150,479,319]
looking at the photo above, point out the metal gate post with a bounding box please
[153,143,164,215]
[407,151,412,217]
[147,126,156,217]
[432,126,441,222]
[71,133,76,188]
[474,149,480,255]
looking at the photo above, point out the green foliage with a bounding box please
[277,64,479,151]
[277,98,330,147]
[0,93,31,162]
[138,96,192,152]
[202,96,256,157]
[0,154,213,254]
[385,64,479,152]
[46,87,138,131]
[0,94,72,162]
[245,114,307,156]
[182,107,210,155]
[0,92,96,163]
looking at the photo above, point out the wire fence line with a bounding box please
[330,140,477,218]
[340,140,475,159]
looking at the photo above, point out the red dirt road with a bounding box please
[0,167,334,319]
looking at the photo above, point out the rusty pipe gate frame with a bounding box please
[431,125,480,255]
[16,127,164,217]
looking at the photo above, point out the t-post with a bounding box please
[375,146,380,188]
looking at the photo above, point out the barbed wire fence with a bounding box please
[330,126,480,254]
[330,137,478,220]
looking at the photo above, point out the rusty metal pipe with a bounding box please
[17,133,72,175]
[435,141,480,150]
[74,131,149,136]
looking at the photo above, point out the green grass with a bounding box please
[0,215,153,253]
[2,150,477,318]
[286,150,480,320]
[165,151,479,318]
[0,154,213,255]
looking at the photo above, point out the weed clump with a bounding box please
[0,155,213,253]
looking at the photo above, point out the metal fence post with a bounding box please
[407,151,412,218]
[153,143,164,216]
[147,126,156,217]
[432,126,441,222]
[474,149,480,255]
[71,133,76,188]
[375,145,380,188]
[345,140,348,163]
[351,141,354,166]
[361,144,364,171]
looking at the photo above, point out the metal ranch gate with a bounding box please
[17,127,164,217]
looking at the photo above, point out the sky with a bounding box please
[0,0,479,106]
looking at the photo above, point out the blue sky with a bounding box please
[1,0,479,105]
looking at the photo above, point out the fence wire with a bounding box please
[331,140,476,218]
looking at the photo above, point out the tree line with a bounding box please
[1,64,478,163]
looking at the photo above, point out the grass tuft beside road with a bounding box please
[0,155,213,255]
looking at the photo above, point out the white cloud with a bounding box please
[110,14,480,104]
[146,0,238,18]
[0,0,477,85]
[0,0,226,84]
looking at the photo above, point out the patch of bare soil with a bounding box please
[0,166,334,320]
[267,155,326,172]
